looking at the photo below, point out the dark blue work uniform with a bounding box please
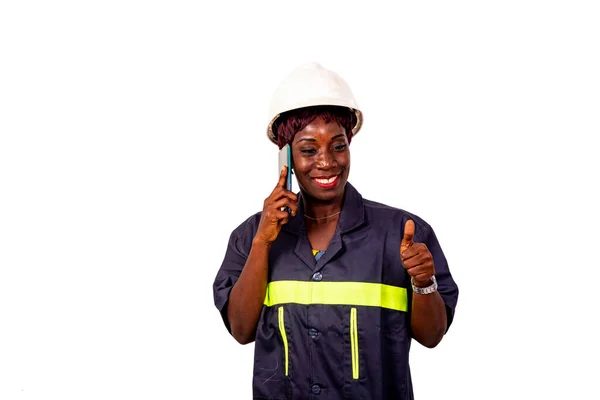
[213,183,459,399]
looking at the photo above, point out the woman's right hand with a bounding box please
[255,165,299,245]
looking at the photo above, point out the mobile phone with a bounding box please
[278,144,293,192]
[278,144,293,213]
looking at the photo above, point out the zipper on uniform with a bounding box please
[278,306,289,376]
[350,307,359,380]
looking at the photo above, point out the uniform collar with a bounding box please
[283,181,365,235]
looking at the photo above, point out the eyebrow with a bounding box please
[295,134,346,144]
[296,137,316,143]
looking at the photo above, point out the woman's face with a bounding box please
[291,116,350,203]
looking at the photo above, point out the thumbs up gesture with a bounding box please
[400,220,435,288]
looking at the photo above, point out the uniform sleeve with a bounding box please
[418,223,459,332]
[212,229,252,335]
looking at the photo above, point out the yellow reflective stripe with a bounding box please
[350,307,359,379]
[264,281,408,312]
[278,306,289,376]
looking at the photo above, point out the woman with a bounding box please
[213,63,459,399]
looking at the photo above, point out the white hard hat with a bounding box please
[266,62,363,145]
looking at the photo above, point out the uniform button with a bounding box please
[311,384,321,395]
[312,272,323,281]
[308,328,318,338]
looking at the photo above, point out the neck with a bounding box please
[302,196,343,223]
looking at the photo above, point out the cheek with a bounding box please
[293,157,312,173]
[336,152,350,168]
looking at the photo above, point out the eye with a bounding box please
[333,143,347,151]
[300,148,317,155]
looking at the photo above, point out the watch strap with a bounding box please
[411,276,438,295]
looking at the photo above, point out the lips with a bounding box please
[312,174,340,189]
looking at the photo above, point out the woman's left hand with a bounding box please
[400,220,435,287]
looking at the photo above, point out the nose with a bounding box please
[316,148,335,169]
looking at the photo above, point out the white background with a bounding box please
[1,1,599,399]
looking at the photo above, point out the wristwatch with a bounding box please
[411,276,438,295]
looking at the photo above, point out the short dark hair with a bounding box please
[273,105,357,150]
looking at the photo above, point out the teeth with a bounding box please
[315,175,338,184]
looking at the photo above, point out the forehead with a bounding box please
[293,117,346,142]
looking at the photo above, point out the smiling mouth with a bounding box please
[312,174,340,188]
